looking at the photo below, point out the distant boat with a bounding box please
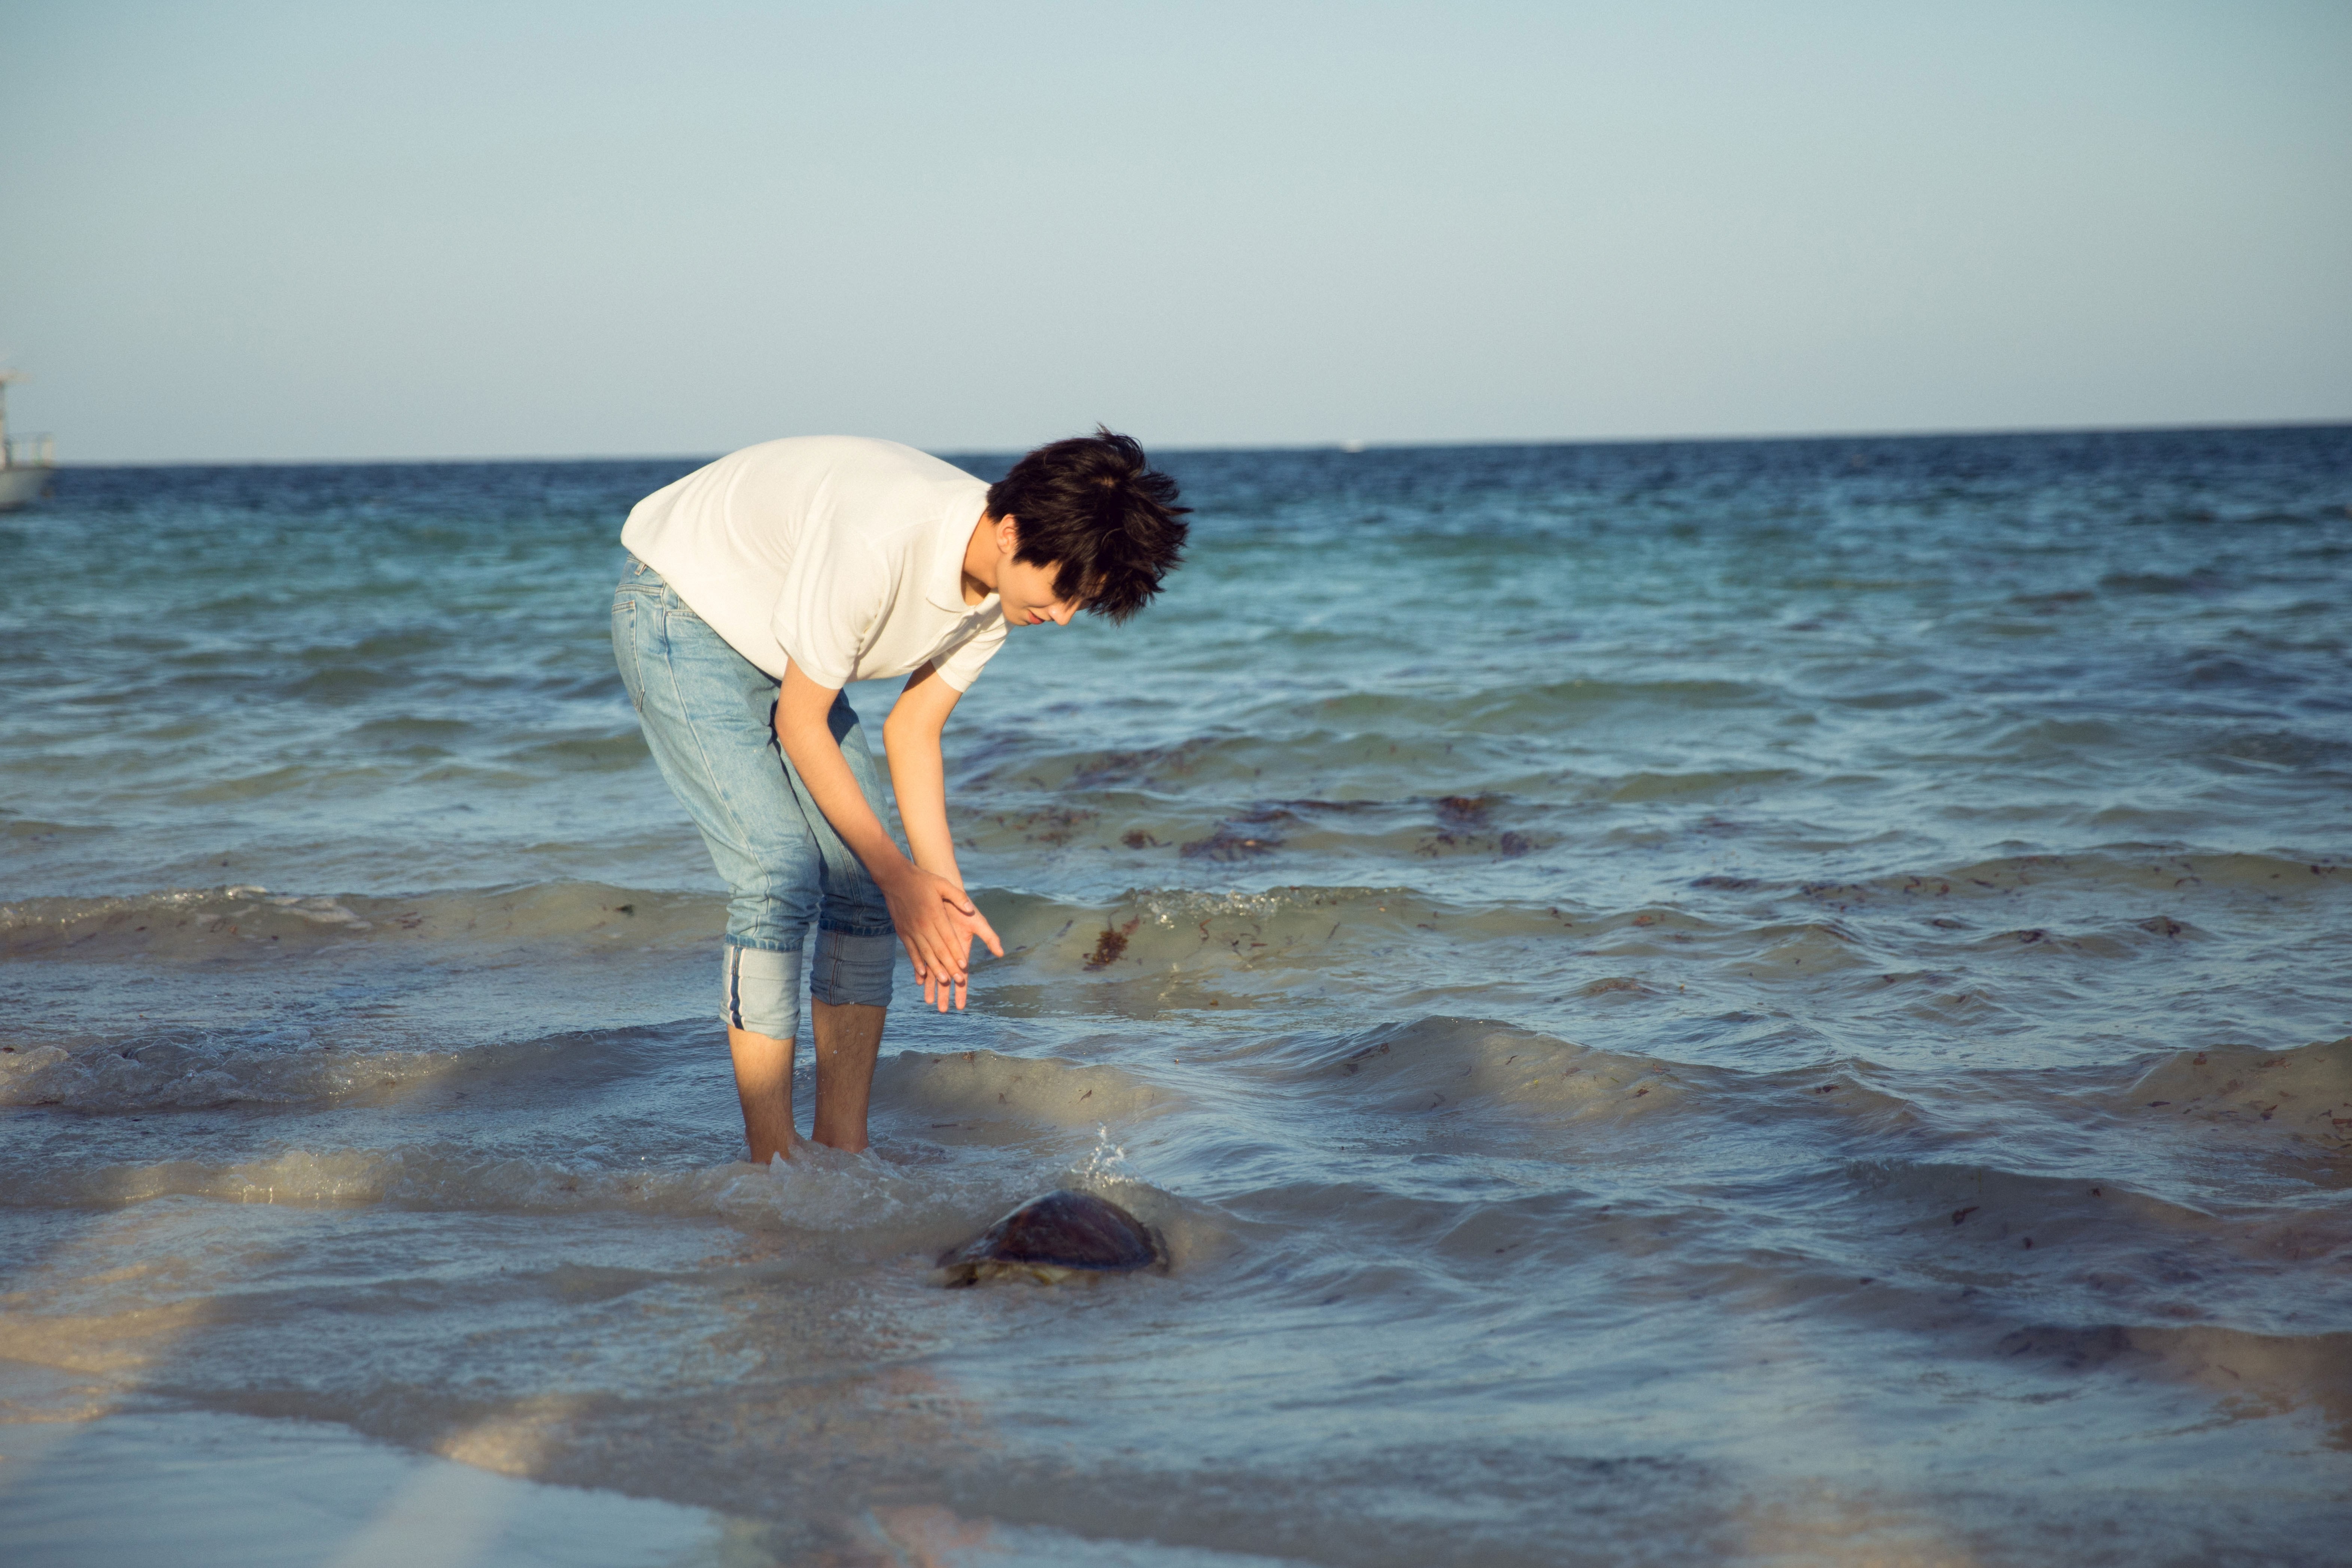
[0,371,57,510]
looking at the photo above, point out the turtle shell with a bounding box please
[938,1189,1169,1286]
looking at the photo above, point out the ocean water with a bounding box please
[3,428,2349,1567]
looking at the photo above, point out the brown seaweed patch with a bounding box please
[1581,976,1651,998]
[1062,738,1216,790]
[1180,825,1281,861]
[994,806,1096,847]
[1434,794,1498,829]
[1413,830,1479,857]
[1084,918,1140,970]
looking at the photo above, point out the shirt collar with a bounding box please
[928,500,994,616]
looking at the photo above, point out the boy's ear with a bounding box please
[994,513,1021,554]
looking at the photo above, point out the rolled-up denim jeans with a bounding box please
[612,558,896,1037]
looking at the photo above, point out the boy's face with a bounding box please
[999,556,1082,628]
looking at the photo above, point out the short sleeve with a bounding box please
[770,533,883,690]
[933,618,1006,692]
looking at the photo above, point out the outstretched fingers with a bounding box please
[897,881,998,1012]
[934,902,998,1009]
[909,932,964,1010]
[965,906,1005,960]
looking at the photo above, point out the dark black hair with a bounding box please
[986,428,1189,621]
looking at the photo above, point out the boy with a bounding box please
[611,430,1188,1164]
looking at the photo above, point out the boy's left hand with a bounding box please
[905,879,1004,1011]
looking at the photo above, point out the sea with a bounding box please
[2,427,2348,1567]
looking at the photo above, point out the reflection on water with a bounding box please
[3,429,2349,1564]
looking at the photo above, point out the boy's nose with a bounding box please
[1051,602,1075,626]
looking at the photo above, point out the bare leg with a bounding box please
[727,1025,795,1164]
[811,1000,885,1151]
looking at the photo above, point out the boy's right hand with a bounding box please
[884,865,1004,1011]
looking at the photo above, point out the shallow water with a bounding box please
[3,430,2349,1565]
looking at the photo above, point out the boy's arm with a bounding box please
[774,661,1002,1009]
[881,662,967,888]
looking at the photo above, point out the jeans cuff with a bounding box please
[723,944,803,1039]
[810,930,896,1009]
[722,934,806,955]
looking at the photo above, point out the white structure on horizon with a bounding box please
[0,371,57,510]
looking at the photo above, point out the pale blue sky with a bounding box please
[2,1,2346,461]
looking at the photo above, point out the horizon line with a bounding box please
[40,415,2352,469]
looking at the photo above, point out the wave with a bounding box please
[0,859,2286,1057]
[0,1026,608,1113]
[1999,1322,2352,1444]
[879,1047,1179,1134]
[1702,847,2349,905]
[1227,1016,1722,1133]
[954,735,2352,897]
[0,1069,1204,1279]
[10,1011,2345,1377]
[2123,1037,2352,1153]
[1,815,112,841]
[0,881,718,963]
[976,859,2335,999]
[14,836,2335,984]
[1203,1022,2352,1255]
[0,1139,1184,1243]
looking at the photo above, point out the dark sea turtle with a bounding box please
[938,1189,1170,1287]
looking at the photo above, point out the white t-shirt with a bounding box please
[620,437,1006,692]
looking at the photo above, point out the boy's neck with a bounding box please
[960,510,1005,605]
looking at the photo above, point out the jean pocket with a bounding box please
[610,596,644,710]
